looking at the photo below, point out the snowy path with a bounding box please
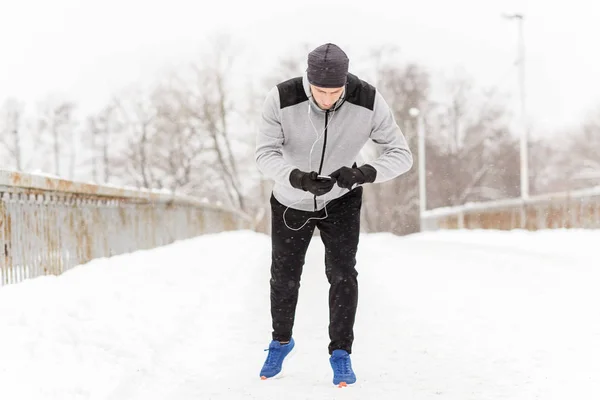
[1,229,599,399]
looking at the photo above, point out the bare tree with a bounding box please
[527,137,569,194]
[146,84,211,194]
[426,73,518,208]
[0,98,25,171]
[169,33,249,210]
[110,87,158,189]
[563,107,600,189]
[84,101,123,184]
[108,79,230,202]
[360,57,431,235]
[37,99,77,178]
[84,115,101,183]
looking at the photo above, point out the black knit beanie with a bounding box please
[306,43,349,88]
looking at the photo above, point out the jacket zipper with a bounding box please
[314,109,329,211]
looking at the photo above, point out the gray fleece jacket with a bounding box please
[255,71,413,212]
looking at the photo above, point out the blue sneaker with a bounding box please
[330,349,356,386]
[260,338,295,379]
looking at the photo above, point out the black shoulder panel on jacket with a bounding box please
[277,77,308,109]
[344,73,376,111]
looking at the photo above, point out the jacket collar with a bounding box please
[302,71,353,113]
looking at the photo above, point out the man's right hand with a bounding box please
[289,169,335,196]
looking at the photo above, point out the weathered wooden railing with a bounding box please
[421,186,600,231]
[0,170,253,286]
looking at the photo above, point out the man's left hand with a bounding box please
[330,164,377,189]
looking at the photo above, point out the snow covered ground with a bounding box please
[0,228,599,399]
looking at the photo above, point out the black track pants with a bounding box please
[269,186,362,354]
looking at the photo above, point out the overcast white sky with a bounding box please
[1,0,599,137]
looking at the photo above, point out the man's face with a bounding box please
[310,84,344,110]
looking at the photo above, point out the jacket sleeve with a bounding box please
[366,90,413,183]
[255,86,297,188]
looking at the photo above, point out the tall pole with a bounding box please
[418,113,426,215]
[504,13,529,200]
[517,15,529,200]
[410,107,426,229]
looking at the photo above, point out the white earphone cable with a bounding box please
[282,91,343,231]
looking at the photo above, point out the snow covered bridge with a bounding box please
[0,228,599,399]
[1,171,599,399]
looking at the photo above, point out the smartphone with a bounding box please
[316,175,333,180]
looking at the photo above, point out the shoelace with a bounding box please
[334,356,352,375]
[263,345,282,366]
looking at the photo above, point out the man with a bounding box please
[255,43,413,386]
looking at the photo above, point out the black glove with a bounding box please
[289,169,335,196]
[330,164,377,189]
